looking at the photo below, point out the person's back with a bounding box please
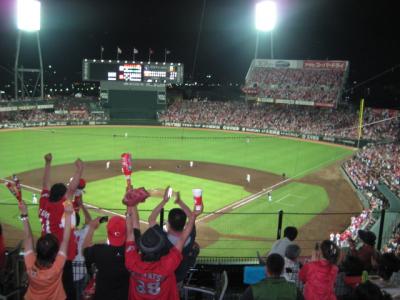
[24,242,66,300]
[84,244,129,300]
[19,200,74,300]
[251,277,299,300]
[299,240,339,300]
[269,226,298,257]
[241,253,302,300]
[83,216,129,300]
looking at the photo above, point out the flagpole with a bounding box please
[133,49,135,61]
[164,48,167,63]
[148,49,151,62]
[100,47,103,60]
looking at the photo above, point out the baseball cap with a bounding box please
[139,227,165,255]
[107,216,126,247]
[78,178,86,189]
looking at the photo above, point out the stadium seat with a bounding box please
[182,270,228,300]
[0,241,23,300]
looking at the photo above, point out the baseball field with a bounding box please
[0,126,362,257]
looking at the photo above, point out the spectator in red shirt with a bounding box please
[299,240,340,300]
[38,153,84,300]
[124,193,198,300]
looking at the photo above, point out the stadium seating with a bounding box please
[245,66,346,106]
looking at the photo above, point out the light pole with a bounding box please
[255,1,277,59]
[15,0,43,100]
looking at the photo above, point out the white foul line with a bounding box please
[197,151,348,222]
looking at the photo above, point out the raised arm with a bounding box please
[174,212,196,252]
[65,159,84,200]
[77,197,92,225]
[42,153,52,190]
[126,204,140,242]
[148,186,170,226]
[18,201,33,253]
[59,202,74,255]
[175,192,191,217]
[82,217,101,250]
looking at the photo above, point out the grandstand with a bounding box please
[243,59,349,108]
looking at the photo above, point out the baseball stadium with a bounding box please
[0,0,400,299]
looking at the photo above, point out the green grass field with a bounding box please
[83,171,251,221]
[0,126,354,257]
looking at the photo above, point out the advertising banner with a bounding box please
[303,60,347,70]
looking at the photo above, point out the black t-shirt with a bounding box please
[83,244,129,300]
[153,224,197,282]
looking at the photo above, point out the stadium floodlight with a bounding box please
[17,0,41,32]
[255,1,277,32]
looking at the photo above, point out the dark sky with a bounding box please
[0,0,399,105]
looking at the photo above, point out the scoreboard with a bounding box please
[82,59,183,84]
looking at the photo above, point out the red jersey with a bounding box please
[125,241,182,300]
[38,189,77,261]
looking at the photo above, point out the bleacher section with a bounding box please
[243,59,349,107]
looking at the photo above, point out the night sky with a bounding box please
[0,0,399,106]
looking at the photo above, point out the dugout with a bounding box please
[100,81,166,120]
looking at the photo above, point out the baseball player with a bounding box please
[268,192,272,202]
[246,174,251,183]
[106,161,110,169]
[189,161,194,168]
[32,193,38,204]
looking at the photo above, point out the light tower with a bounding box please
[255,1,277,59]
[14,0,44,100]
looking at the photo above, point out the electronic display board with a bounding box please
[82,59,183,84]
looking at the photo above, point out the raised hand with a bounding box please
[88,217,101,230]
[44,153,52,163]
[174,191,182,204]
[163,186,171,203]
[75,158,84,170]
[64,201,74,215]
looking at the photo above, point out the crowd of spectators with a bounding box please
[344,143,400,198]
[245,67,345,105]
[0,97,108,124]
[159,100,399,142]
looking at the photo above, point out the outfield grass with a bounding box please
[83,171,251,221]
[0,126,353,256]
[0,127,353,178]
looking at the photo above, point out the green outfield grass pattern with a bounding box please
[0,127,353,178]
[83,171,251,221]
[0,126,354,257]
[204,182,329,257]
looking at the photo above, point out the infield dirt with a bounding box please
[4,158,362,255]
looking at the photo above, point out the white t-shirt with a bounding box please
[73,225,89,281]
[269,237,293,257]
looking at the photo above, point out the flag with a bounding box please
[101,46,104,52]
[133,48,139,54]
[165,49,171,55]
[117,47,122,54]
[149,48,154,55]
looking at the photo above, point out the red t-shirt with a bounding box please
[125,241,182,300]
[38,189,77,261]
